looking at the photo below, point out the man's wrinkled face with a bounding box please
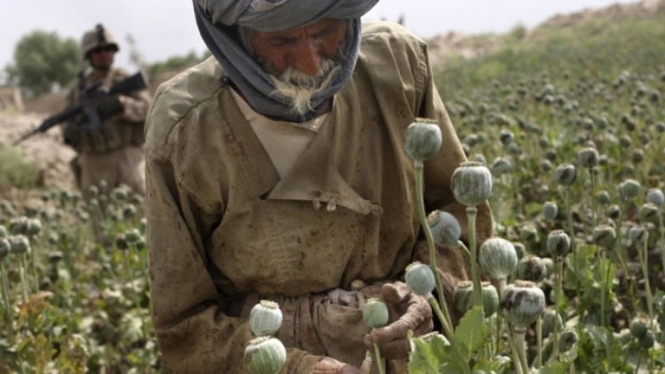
[246,18,348,116]
[88,45,116,71]
[249,18,347,76]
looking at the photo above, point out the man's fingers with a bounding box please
[365,316,432,344]
[381,282,409,304]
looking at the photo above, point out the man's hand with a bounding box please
[363,281,433,360]
[312,357,361,373]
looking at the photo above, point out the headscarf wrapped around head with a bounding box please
[193,0,379,122]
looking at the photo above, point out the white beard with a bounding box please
[269,58,340,117]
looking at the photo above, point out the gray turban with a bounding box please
[193,0,379,122]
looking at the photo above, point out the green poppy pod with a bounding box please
[478,237,518,281]
[451,162,493,207]
[427,210,461,247]
[244,336,287,374]
[405,262,436,297]
[250,300,283,337]
[362,298,390,329]
[404,118,442,164]
[500,280,545,329]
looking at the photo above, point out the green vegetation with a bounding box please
[146,50,209,76]
[0,146,40,191]
[4,31,81,98]
[437,11,665,96]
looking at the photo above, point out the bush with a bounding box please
[0,145,40,190]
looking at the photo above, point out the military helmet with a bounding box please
[81,24,119,59]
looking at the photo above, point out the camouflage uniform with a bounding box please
[63,25,152,198]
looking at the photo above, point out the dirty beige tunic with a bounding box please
[145,21,492,373]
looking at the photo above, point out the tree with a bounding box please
[5,30,81,98]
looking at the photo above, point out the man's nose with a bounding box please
[290,40,321,76]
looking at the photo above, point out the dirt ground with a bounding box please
[0,110,77,191]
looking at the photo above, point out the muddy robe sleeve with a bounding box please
[144,90,323,373]
[409,39,494,315]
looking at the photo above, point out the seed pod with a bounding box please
[481,282,499,318]
[0,238,10,260]
[115,234,128,251]
[25,218,42,237]
[646,188,664,208]
[507,143,523,156]
[453,281,499,318]
[8,235,30,255]
[655,122,665,133]
[88,185,99,198]
[478,237,518,281]
[362,298,389,329]
[0,225,7,239]
[250,300,283,337]
[607,204,621,220]
[541,309,563,338]
[542,202,558,220]
[139,218,148,234]
[471,153,486,165]
[427,210,461,247]
[501,280,546,328]
[592,225,617,248]
[135,238,146,251]
[499,129,515,145]
[542,257,555,277]
[244,336,287,374]
[541,159,552,172]
[9,217,28,235]
[577,147,599,168]
[124,229,142,244]
[639,331,655,349]
[491,157,512,175]
[404,119,442,163]
[628,226,648,246]
[596,190,611,206]
[558,329,579,353]
[547,230,571,258]
[451,162,493,207]
[512,242,526,261]
[405,262,436,297]
[453,281,473,315]
[464,134,478,148]
[48,251,64,264]
[111,188,128,202]
[632,149,645,164]
[515,255,547,283]
[545,149,557,162]
[629,318,648,339]
[639,203,660,224]
[554,163,576,187]
[77,211,89,223]
[123,205,138,219]
[520,225,539,243]
[619,179,641,200]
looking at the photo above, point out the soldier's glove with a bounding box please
[363,281,433,360]
[96,95,124,119]
[312,357,361,374]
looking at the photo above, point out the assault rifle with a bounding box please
[13,71,148,145]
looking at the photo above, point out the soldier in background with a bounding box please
[63,24,152,199]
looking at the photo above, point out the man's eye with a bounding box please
[312,27,335,39]
[269,38,296,47]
